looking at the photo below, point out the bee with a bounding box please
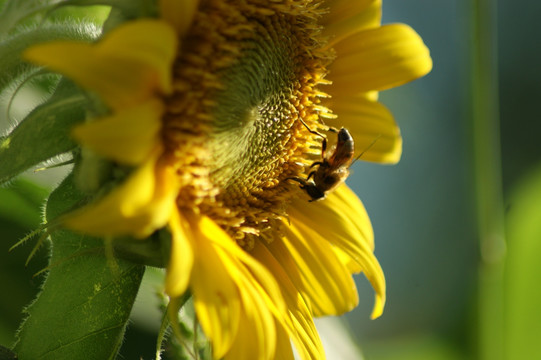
[286,123,354,201]
[287,121,378,201]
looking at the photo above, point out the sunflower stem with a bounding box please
[470,1,506,360]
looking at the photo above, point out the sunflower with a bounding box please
[24,0,431,359]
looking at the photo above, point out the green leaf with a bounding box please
[44,2,111,25]
[0,79,87,185]
[0,179,49,347]
[13,173,145,360]
[0,0,57,36]
[0,178,47,229]
[505,165,541,360]
[43,170,85,222]
[0,21,99,93]
[55,0,157,19]
[0,345,17,360]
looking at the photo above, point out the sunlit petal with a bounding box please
[212,229,289,360]
[290,185,374,251]
[72,100,164,165]
[329,23,432,93]
[289,185,385,318]
[279,222,359,316]
[253,242,324,360]
[274,323,296,360]
[224,282,276,360]
[326,96,402,164]
[186,216,241,358]
[322,0,381,47]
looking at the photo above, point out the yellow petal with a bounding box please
[326,96,402,164]
[322,0,381,48]
[24,20,177,110]
[329,23,432,93]
[290,184,374,251]
[213,233,288,360]
[197,218,302,360]
[363,90,380,102]
[159,0,199,36]
[279,221,359,316]
[289,185,368,274]
[252,241,324,360]
[208,224,289,320]
[273,323,295,360]
[62,152,178,238]
[187,216,241,358]
[72,100,164,165]
[333,245,362,274]
[289,185,386,319]
[324,186,385,318]
[225,282,277,360]
[164,209,194,297]
[187,215,289,359]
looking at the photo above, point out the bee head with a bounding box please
[304,184,326,201]
[337,128,352,142]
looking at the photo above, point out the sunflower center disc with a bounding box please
[163,0,332,246]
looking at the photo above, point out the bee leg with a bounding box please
[298,118,325,139]
[306,170,317,181]
[284,176,308,187]
[320,136,327,155]
[324,126,340,133]
[308,162,323,170]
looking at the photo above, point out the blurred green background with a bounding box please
[1,1,540,359]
